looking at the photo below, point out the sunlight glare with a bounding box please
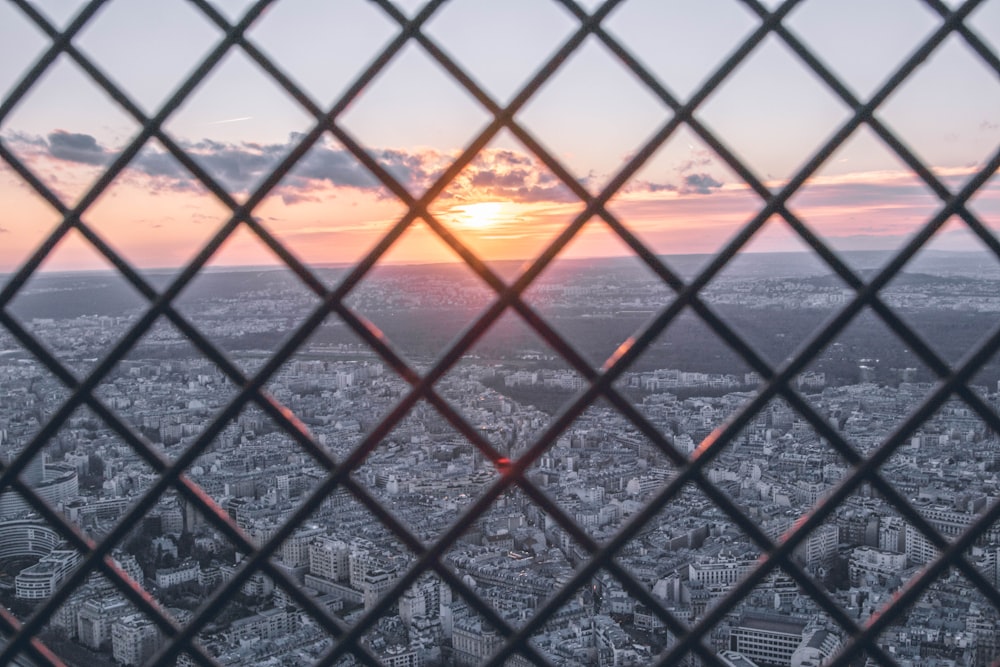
[446,201,513,229]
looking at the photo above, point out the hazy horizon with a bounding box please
[3,245,995,279]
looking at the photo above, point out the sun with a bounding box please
[446,201,510,229]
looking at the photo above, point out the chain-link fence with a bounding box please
[0,0,999,665]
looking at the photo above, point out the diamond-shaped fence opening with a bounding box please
[0,0,998,665]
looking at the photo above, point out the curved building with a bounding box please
[0,519,62,561]
[35,463,79,509]
[0,450,45,520]
[15,549,79,600]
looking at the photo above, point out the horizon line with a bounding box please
[3,246,988,278]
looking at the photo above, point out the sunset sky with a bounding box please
[0,0,998,275]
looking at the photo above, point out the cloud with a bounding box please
[125,139,438,198]
[5,129,586,207]
[274,188,321,206]
[132,148,187,180]
[679,172,722,195]
[787,170,943,210]
[182,140,282,192]
[374,148,436,188]
[47,131,112,166]
[3,129,731,208]
[470,168,532,189]
[621,143,728,196]
[676,155,714,173]
[443,149,579,205]
[492,150,534,168]
[289,146,382,190]
[632,181,677,193]
[5,131,46,148]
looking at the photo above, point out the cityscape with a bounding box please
[1,252,999,666]
[0,0,998,665]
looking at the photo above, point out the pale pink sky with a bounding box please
[0,0,998,276]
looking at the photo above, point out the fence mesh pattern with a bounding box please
[0,0,999,665]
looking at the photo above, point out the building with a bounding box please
[0,451,44,519]
[380,643,425,667]
[78,596,131,650]
[349,545,386,589]
[155,560,200,588]
[35,463,79,509]
[15,549,79,599]
[794,523,839,568]
[790,629,840,667]
[729,614,808,667]
[718,651,762,667]
[0,519,61,560]
[309,536,349,582]
[848,547,907,586]
[877,516,906,553]
[114,552,145,588]
[453,616,501,667]
[280,524,325,567]
[905,523,939,566]
[689,554,756,588]
[228,606,294,641]
[112,613,162,666]
[363,567,398,611]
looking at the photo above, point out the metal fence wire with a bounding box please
[0,0,999,665]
